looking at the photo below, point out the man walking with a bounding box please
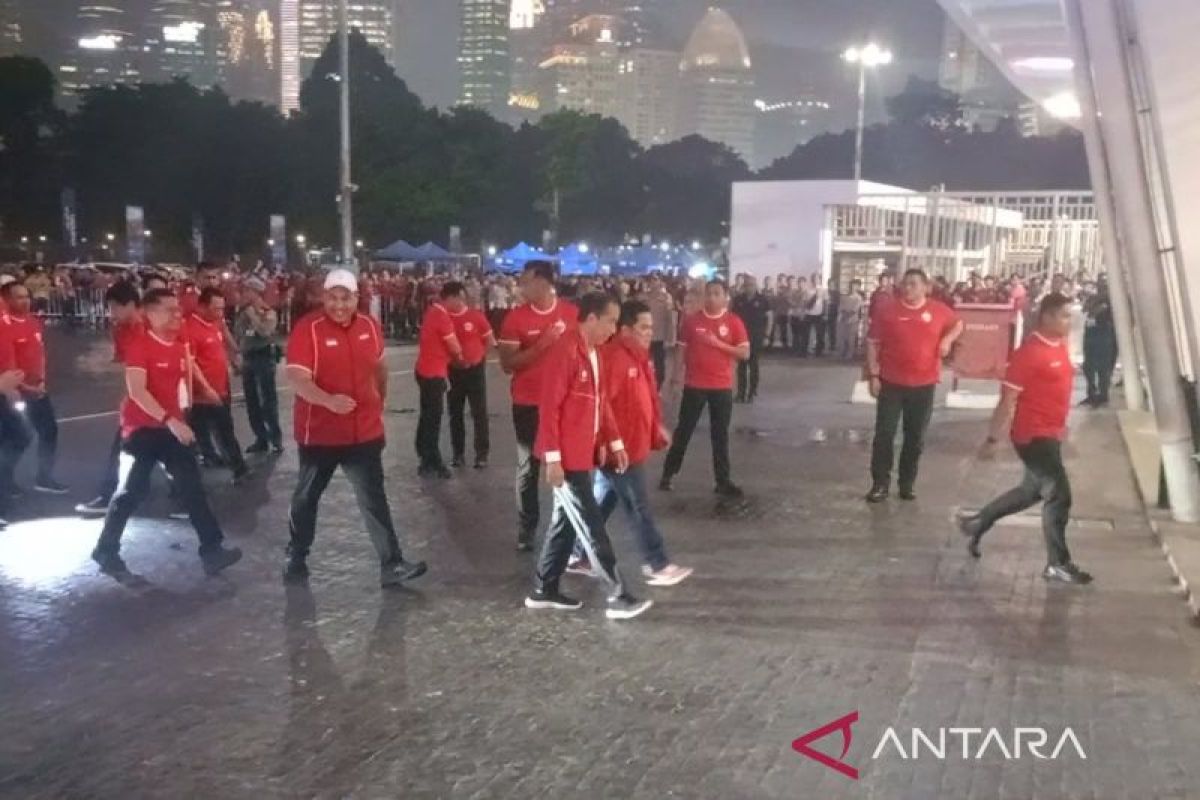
[284,269,427,587]
[498,260,578,551]
[865,269,963,502]
[525,292,651,619]
[185,288,250,484]
[90,289,243,578]
[235,277,284,454]
[0,281,67,493]
[1081,283,1117,408]
[660,280,750,498]
[837,279,865,360]
[645,276,676,390]
[596,300,692,585]
[732,277,769,403]
[958,293,1093,584]
[445,282,495,469]
[413,285,465,479]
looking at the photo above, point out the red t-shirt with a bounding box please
[4,314,46,388]
[287,311,386,446]
[120,329,190,438]
[112,317,145,364]
[449,307,493,367]
[1004,332,1074,445]
[680,310,749,390]
[868,299,958,387]
[184,313,230,400]
[499,298,579,406]
[415,303,458,379]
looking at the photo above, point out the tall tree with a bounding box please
[0,57,63,241]
[639,135,750,243]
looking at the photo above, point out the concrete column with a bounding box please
[1067,0,1200,521]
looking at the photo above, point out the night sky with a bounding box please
[397,0,947,123]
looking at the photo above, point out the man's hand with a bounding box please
[657,425,672,449]
[545,461,565,488]
[612,449,629,474]
[540,320,566,347]
[326,394,358,415]
[978,437,999,461]
[0,370,24,395]
[167,418,196,446]
[939,337,955,359]
[869,377,882,399]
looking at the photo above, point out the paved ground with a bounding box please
[0,329,1198,800]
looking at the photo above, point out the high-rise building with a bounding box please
[539,14,621,118]
[678,8,756,164]
[279,0,301,112]
[218,0,278,105]
[59,2,142,99]
[458,0,511,118]
[616,46,678,147]
[299,0,393,73]
[510,0,545,30]
[144,0,222,87]
[938,16,1022,131]
[0,0,22,57]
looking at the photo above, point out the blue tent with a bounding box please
[415,241,455,261]
[493,242,556,272]
[374,239,423,261]
[557,243,599,276]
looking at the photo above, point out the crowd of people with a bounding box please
[0,255,1101,622]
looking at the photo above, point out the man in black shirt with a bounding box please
[732,276,770,403]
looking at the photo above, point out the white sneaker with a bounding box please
[641,564,694,587]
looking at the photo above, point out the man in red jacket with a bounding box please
[285,269,427,587]
[865,268,964,503]
[592,299,692,586]
[444,281,495,469]
[499,260,578,551]
[525,292,651,620]
[0,281,66,494]
[413,283,465,479]
[90,289,243,579]
[185,288,250,483]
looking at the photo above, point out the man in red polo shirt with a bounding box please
[0,281,67,494]
[185,288,250,483]
[413,283,465,478]
[498,260,578,551]
[444,281,495,469]
[0,306,28,528]
[525,292,651,620]
[285,269,427,587]
[592,299,692,585]
[864,269,963,503]
[91,288,243,579]
[958,293,1093,585]
[659,279,750,498]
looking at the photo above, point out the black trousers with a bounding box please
[736,339,762,400]
[189,401,246,472]
[805,314,826,356]
[22,393,59,483]
[770,316,790,349]
[243,350,282,447]
[1082,341,1116,404]
[96,426,123,502]
[448,364,489,460]
[789,317,805,355]
[513,404,541,542]
[0,398,31,513]
[415,375,448,468]
[975,438,1073,566]
[288,439,403,564]
[825,315,838,351]
[870,382,936,490]
[95,428,225,556]
[534,469,627,599]
[663,387,734,486]
[650,341,667,390]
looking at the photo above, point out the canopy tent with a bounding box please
[414,241,456,261]
[373,239,423,261]
[557,243,599,276]
[492,242,556,272]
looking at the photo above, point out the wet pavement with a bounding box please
[1,330,1199,799]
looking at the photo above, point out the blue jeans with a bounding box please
[593,463,670,571]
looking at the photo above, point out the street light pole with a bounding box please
[843,42,892,183]
[338,0,354,269]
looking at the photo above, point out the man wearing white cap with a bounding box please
[283,269,427,586]
[235,276,283,454]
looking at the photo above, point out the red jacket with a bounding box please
[602,335,667,467]
[535,330,623,472]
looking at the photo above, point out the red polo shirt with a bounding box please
[449,307,493,367]
[287,310,386,447]
[112,316,145,364]
[4,314,46,389]
[602,335,666,467]
[499,298,579,406]
[1004,332,1074,445]
[414,303,458,379]
[184,313,230,401]
[868,299,958,387]
[679,310,748,391]
[178,285,201,316]
[120,328,190,438]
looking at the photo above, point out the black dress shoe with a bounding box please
[450,455,465,468]
[245,441,269,455]
[958,514,986,558]
[271,442,285,455]
[516,533,534,552]
[201,546,243,576]
[897,486,916,501]
[714,482,744,499]
[658,476,674,492]
[381,557,428,586]
[282,552,309,582]
[473,457,488,470]
[92,548,131,577]
[1043,562,1094,585]
[865,485,889,503]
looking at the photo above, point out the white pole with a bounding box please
[853,62,867,182]
[338,0,354,269]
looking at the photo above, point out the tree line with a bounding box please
[0,33,1091,263]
